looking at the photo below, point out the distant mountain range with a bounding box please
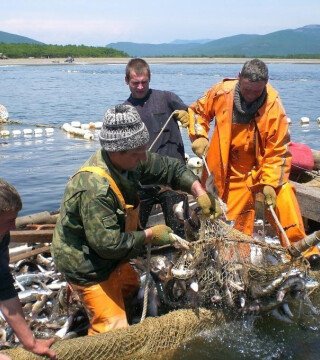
[107,25,320,57]
[0,30,44,44]
[1,25,320,58]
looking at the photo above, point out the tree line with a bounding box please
[0,43,128,58]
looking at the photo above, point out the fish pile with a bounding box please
[2,208,320,352]
[0,251,89,350]
[134,214,320,325]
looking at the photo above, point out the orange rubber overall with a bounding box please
[188,79,319,257]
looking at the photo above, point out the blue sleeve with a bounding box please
[0,233,17,301]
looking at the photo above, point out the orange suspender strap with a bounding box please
[77,166,127,210]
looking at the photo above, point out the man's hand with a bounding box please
[27,338,57,359]
[191,138,209,157]
[263,185,277,208]
[196,192,222,220]
[173,110,189,128]
[149,224,174,246]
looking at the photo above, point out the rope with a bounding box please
[148,112,175,151]
[140,243,151,322]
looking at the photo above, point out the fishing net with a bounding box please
[1,219,316,359]
[1,308,227,360]
[169,219,309,313]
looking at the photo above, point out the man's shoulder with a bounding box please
[66,151,111,196]
[150,88,178,98]
[221,78,237,91]
[208,78,237,96]
[266,82,279,100]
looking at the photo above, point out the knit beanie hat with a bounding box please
[99,104,149,152]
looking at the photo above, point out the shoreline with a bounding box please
[1,57,320,66]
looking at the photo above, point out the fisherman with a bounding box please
[124,58,189,238]
[0,179,56,359]
[52,104,222,335]
[177,58,320,267]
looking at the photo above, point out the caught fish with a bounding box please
[18,289,53,303]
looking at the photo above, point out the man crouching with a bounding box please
[52,104,221,335]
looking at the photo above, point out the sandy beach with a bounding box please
[1,57,320,66]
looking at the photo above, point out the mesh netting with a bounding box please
[1,308,226,360]
[1,219,314,359]
[169,219,309,313]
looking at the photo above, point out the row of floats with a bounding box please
[1,116,319,139]
[293,116,320,124]
[61,121,102,140]
[0,128,55,137]
[0,121,103,139]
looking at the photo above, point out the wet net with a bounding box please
[1,219,316,359]
[1,308,227,360]
[169,219,310,314]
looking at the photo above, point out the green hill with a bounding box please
[107,25,320,57]
[0,43,127,59]
[0,30,44,44]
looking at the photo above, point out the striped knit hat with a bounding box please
[99,105,149,152]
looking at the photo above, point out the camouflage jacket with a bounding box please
[52,149,198,285]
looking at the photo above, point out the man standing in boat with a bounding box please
[123,58,189,237]
[179,58,320,267]
[52,104,221,335]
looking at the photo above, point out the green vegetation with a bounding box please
[107,25,320,58]
[0,43,128,58]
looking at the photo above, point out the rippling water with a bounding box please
[1,62,320,359]
[1,62,319,215]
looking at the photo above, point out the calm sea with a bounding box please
[1,62,320,359]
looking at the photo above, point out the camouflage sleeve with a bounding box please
[80,190,145,260]
[138,152,199,193]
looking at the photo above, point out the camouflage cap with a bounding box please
[99,104,149,152]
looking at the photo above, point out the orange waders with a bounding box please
[223,124,319,257]
[71,166,140,335]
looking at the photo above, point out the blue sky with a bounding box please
[1,0,320,46]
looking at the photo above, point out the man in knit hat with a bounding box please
[52,104,221,334]
[179,58,320,266]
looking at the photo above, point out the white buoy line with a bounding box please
[0,127,55,137]
[298,116,320,125]
[0,120,103,140]
[61,121,102,141]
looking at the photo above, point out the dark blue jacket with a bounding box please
[124,89,187,163]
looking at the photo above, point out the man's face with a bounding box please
[239,77,267,104]
[126,70,150,99]
[0,210,18,236]
[109,145,148,171]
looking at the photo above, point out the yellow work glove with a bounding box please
[196,192,223,220]
[191,137,209,157]
[173,110,189,128]
[149,224,174,246]
[263,185,277,208]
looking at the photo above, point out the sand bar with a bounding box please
[1,57,320,66]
